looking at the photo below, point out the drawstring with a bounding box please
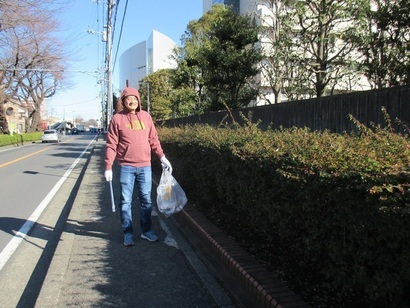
[127,112,143,130]
[136,113,143,129]
[127,112,134,130]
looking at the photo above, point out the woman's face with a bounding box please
[123,95,139,112]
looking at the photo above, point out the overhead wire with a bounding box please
[96,0,103,72]
[112,0,129,73]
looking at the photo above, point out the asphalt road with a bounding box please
[0,136,258,308]
[0,133,103,306]
[0,133,95,267]
[0,133,268,308]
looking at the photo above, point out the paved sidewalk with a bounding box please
[35,142,245,307]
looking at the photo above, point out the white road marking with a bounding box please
[0,140,94,271]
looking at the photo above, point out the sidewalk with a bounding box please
[34,141,250,307]
[34,141,309,308]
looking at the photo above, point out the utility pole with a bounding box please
[138,81,150,113]
[105,0,115,127]
[146,82,150,113]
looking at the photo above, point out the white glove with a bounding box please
[160,156,173,174]
[104,170,113,182]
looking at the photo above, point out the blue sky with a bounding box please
[46,0,203,122]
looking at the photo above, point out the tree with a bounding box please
[173,5,263,114]
[259,0,408,100]
[170,86,198,117]
[353,0,410,88]
[258,0,323,102]
[170,45,206,115]
[288,0,368,97]
[16,30,65,132]
[139,69,173,121]
[0,0,67,132]
[200,6,263,111]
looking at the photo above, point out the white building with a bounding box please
[203,0,258,16]
[118,30,177,90]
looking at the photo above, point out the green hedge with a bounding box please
[0,132,42,147]
[157,116,410,307]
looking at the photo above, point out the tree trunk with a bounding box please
[28,109,42,132]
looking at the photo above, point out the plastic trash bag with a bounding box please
[157,169,188,217]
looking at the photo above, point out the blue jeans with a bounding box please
[119,165,153,235]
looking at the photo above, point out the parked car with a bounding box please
[41,129,61,143]
[71,127,79,134]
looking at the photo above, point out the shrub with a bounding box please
[0,132,42,147]
[157,115,410,307]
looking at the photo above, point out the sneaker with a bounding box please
[140,230,158,242]
[124,233,134,247]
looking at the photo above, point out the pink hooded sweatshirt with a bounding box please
[105,87,164,170]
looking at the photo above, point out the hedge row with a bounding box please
[157,116,410,307]
[0,132,43,147]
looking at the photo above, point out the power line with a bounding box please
[112,0,129,73]
[0,68,99,76]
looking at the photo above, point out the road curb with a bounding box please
[179,205,310,308]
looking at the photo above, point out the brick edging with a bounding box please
[180,204,310,308]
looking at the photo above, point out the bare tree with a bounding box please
[0,0,67,132]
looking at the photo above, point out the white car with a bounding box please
[41,129,61,143]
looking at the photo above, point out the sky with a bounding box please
[46,0,203,122]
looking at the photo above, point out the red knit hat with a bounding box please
[120,87,140,102]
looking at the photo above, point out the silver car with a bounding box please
[41,129,61,143]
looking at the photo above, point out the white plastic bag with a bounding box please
[157,169,188,217]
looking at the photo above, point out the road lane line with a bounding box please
[0,139,94,271]
[0,138,77,168]
[0,147,51,168]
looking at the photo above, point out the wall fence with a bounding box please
[163,85,410,134]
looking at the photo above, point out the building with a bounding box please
[203,0,240,14]
[118,30,177,91]
[203,0,258,16]
[0,100,28,134]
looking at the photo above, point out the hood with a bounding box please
[120,87,141,112]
